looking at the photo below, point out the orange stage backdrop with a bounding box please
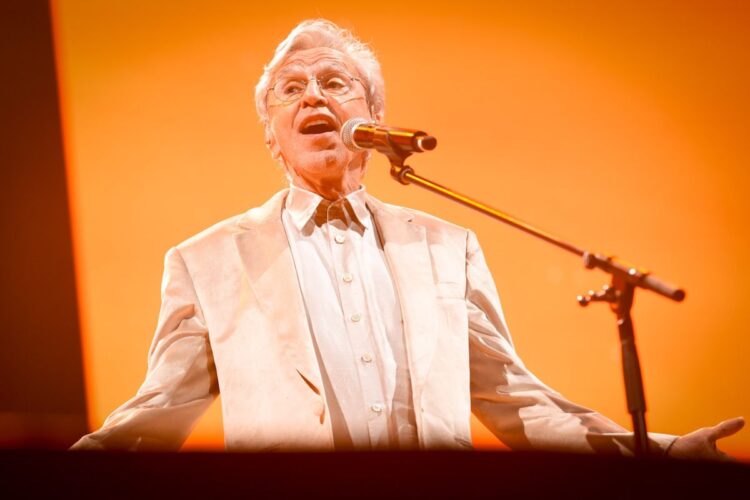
[51,1,750,457]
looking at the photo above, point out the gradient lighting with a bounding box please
[52,1,750,457]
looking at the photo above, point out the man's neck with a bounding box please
[290,177,362,201]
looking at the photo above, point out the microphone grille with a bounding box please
[341,117,371,152]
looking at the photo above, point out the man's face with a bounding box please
[266,47,379,196]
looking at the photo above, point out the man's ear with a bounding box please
[265,126,289,174]
[265,125,283,161]
[371,105,384,124]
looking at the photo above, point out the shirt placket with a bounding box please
[327,210,390,449]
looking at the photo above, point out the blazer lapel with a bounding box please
[234,189,324,396]
[366,195,440,402]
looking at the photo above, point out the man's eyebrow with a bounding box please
[275,65,306,78]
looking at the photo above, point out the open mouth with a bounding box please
[300,119,337,135]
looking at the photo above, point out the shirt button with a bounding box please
[360,353,373,363]
[351,313,362,323]
[370,403,384,413]
[342,272,353,283]
[334,234,345,244]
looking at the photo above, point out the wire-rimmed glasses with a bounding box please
[267,71,364,105]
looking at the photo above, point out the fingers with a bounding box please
[717,449,737,462]
[708,416,745,441]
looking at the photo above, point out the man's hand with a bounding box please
[667,417,745,460]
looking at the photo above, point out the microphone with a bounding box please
[341,118,437,154]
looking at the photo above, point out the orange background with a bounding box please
[51,1,750,457]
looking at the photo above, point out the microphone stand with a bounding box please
[375,139,685,458]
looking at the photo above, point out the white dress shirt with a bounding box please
[281,184,418,450]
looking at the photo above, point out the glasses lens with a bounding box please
[318,72,352,96]
[274,78,306,102]
[272,72,354,103]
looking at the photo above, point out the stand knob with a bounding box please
[577,284,618,307]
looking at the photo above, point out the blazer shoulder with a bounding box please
[174,189,288,257]
[375,197,469,240]
[173,212,244,256]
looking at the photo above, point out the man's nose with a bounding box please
[300,78,328,107]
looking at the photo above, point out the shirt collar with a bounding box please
[285,184,371,231]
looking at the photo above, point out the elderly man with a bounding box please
[72,19,742,457]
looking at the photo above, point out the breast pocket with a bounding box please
[429,238,465,287]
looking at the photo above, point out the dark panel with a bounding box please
[0,0,87,447]
[1,451,749,497]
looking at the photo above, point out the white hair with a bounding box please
[254,19,385,139]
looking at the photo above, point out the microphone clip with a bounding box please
[369,125,413,166]
[371,130,416,185]
[368,126,432,185]
[340,118,436,183]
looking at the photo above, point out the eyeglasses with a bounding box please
[268,71,364,105]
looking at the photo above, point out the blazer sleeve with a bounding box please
[465,230,676,455]
[70,247,219,451]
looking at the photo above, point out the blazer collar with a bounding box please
[234,189,325,396]
[365,194,440,401]
[235,189,440,404]
[236,189,288,230]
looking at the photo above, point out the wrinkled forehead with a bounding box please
[273,47,359,79]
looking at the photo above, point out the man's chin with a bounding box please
[291,151,346,175]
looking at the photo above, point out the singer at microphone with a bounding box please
[71,18,744,462]
[341,117,437,155]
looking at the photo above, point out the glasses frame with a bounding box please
[266,72,366,106]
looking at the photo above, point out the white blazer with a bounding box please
[72,189,675,453]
